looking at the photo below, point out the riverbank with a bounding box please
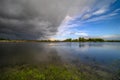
[0,63,116,80]
[0,40,120,43]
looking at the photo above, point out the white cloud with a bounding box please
[80,8,107,21]
[82,14,92,20]
[85,11,118,23]
[62,15,73,23]
[93,8,107,15]
[99,35,120,40]
[114,8,120,12]
[53,0,117,39]
[74,32,88,36]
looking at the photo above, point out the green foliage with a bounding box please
[0,67,45,80]
[87,38,104,42]
[79,37,87,42]
[0,66,79,80]
[63,37,104,42]
[64,38,72,42]
[0,64,111,80]
[72,39,79,42]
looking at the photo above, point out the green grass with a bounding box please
[0,64,112,80]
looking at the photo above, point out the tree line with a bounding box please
[0,37,120,42]
[63,37,104,42]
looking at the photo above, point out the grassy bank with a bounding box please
[0,64,116,80]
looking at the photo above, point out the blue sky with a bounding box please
[53,0,120,40]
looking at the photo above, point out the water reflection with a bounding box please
[79,42,104,48]
[0,42,120,68]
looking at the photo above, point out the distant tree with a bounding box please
[95,38,104,42]
[88,38,104,42]
[72,39,78,42]
[64,38,72,42]
[79,37,86,42]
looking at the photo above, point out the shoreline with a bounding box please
[0,40,120,43]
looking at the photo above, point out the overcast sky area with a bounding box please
[0,0,120,40]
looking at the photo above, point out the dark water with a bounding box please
[0,42,120,70]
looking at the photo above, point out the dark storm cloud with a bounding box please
[0,0,73,39]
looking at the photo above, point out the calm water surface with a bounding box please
[0,42,120,69]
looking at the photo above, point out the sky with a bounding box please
[0,0,120,40]
[54,0,120,40]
